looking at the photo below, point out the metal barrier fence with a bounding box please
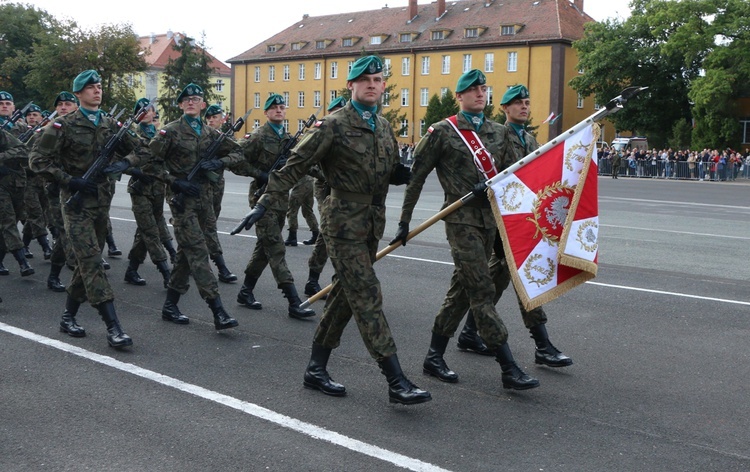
[598,159,750,181]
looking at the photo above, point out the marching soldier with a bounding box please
[148,83,242,331]
[392,70,539,390]
[21,104,53,260]
[283,174,318,247]
[0,91,27,137]
[456,85,573,368]
[240,56,429,404]
[231,93,314,320]
[29,70,148,348]
[122,98,172,288]
[0,126,33,277]
[202,103,237,283]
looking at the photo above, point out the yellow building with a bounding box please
[228,0,601,144]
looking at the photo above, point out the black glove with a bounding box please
[171,179,200,197]
[102,160,130,175]
[391,163,411,186]
[200,159,224,172]
[389,221,409,247]
[472,181,488,199]
[243,204,266,231]
[68,177,98,195]
[0,166,10,177]
[256,171,269,186]
[128,167,154,184]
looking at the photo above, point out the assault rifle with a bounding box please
[19,111,58,143]
[170,108,252,213]
[252,106,322,199]
[65,105,151,213]
[2,101,34,131]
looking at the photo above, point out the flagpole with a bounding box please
[299,86,646,308]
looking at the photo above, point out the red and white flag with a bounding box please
[488,124,600,310]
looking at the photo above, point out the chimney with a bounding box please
[149,33,156,44]
[572,0,584,11]
[409,0,418,20]
[437,0,446,18]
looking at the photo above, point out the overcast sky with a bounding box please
[26,0,633,63]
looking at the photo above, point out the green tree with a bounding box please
[421,91,459,130]
[669,118,692,150]
[158,34,219,122]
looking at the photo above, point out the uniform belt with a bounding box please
[446,193,491,209]
[331,188,384,206]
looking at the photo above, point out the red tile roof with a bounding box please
[228,0,594,63]
[138,32,230,75]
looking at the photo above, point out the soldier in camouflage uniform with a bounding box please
[0,91,27,137]
[231,94,315,320]
[148,83,242,331]
[21,104,53,260]
[456,84,573,368]
[29,70,147,348]
[240,56,430,405]
[392,70,539,390]
[122,98,172,289]
[283,175,318,247]
[202,104,237,283]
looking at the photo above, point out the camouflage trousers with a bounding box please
[22,173,49,239]
[128,192,169,264]
[167,190,220,299]
[47,183,74,267]
[487,251,548,329]
[286,176,318,232]
[313,235,397,361]
[244,207,293,286]
[307,181,329,273]
[204,176,224,257]
[0,176,26,253]
[432,222,509,349]
[63,204,114,306]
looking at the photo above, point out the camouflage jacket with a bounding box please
[0,129,28,188]
[127,123,164,197]
[257,102,401,241]
[507,125,540,159]
[231,122,292,207]
[29,109,148,207]
[148,116,243,195]
[0,118,27,138]
[400,113,512,229]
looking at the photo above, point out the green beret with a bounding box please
[501,85,530,105]
[25,104,42,115]
[177,83,204,103]
[347,55,383,81]
[72,70,101,93]
[205,104,224,117]
[54,91,79,107]
[42,110,51,118]
[0,91,13,102]
[133,98,151,114]
[264,94,285,111]
[327,96,346,111]
[455,69,486,93]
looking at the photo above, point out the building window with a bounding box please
[215,79,224,92]
[501,25,515,35]
[253,119,260,129]
[298,91,305,108]
[440,87,448,97]
[742,120,750,144]
[463,54,472,73]
[298,63,305,80]
[507,52,518,72]
[268,65,276,82]
[420,119,426,137]
[254,66,261,82]
[329,90,337,103]
[441,55,450,74]
[267,45,277,53]
[314,91,321,108]
[577,94,584,108]
[254,93,261,109]
[421,56,430,75]
[370,36,381,45]
[384,58,392,76]
[484,53,494,73]
[292,43,301,51]
[343,38,353,47]
[431,31,444,40]
[330,62,338,79]
[283,92,289,106]
[315,40,326,49]
[283,64,290,81]
[400,119,409,137]
[283,119,289,133]
[487,86,493,105]
[348,61,354,74]
[465,28,478,38]
[383,91,391,107]
[401,57,410,76]
[298,119,305,132]
[314,62,321,80]
[401,88,409,107]
[400,33,412,43]
[420,88,429,107]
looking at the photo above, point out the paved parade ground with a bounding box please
[2,174,749,471]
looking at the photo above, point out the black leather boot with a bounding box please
[106,233,122,257]
[161,288,189,324]
[495,343,539,390]
[12,248,34,276]
[303,344,346,396]
[378,355,432,405]
[0,251,8,276]
[155,260,171,289]
[163,239,178,265]
[304,269,327,300]
[96,301,133,348]
[206,296,239,330]
[22,233,33,258]
[211,253,237,283]
[529,323,573,367]
[124,260,147,285]
[423,332,458,383]
[302,230,319,246]
[456,310,493,356]
[47,263,66,292]
[284,229,297,247]
[60,296,86,337]
[280,283,315,319]
[37,235,52,260]
[237,274,262,309]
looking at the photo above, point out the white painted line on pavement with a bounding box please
[600,224,750,240]
[0,322,451,472]
[584,281,750,306]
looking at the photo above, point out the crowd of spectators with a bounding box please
[599,147,750,181]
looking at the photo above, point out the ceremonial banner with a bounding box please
[488,124,600,310]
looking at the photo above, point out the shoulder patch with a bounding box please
[427,126,434,134]
[159,129,167,136]
[53,122,63,129]
[244,133,251,139]
[314,121,324,127]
